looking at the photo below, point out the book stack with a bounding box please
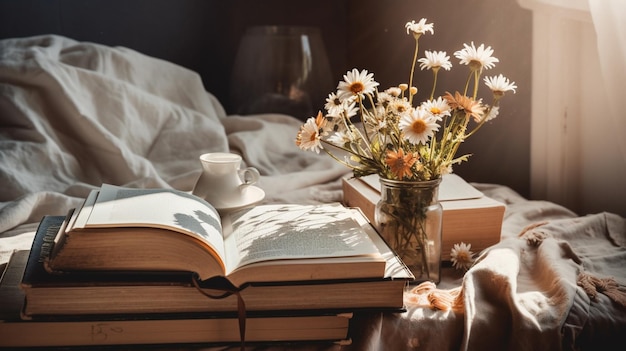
[342,174,506,260]
[0,184,412,348]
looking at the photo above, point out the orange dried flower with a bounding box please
[443,91,483,122]
[385,148,417,179]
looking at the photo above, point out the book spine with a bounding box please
[41,212,71,274]
[0,322,350,347]
[0,314,350,347]
[21,216,66,289]
[0,251,25,321]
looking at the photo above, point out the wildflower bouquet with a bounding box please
[295,18,516,182]
[295,18,516,282]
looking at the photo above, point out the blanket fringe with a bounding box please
[577,271,626,309]
[518,221,549,246]
[405,281,464,311]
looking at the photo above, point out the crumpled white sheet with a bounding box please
[1,35,624,351]
[0,34,349,242]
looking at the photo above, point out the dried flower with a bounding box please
[450,242,474,271]
[385,148,417,179]
[295,18,516,182]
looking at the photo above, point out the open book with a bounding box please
[45,184,388,287]
[22,216,411,318]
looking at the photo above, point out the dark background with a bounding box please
[0,0,532,199]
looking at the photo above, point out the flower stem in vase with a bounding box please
[375,178,443,284]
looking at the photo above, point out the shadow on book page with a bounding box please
[222,204,381,270]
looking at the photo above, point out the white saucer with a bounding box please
[214,185,265,213]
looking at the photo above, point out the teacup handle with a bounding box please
[239,167,260,186]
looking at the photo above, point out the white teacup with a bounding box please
[191,152,260,208]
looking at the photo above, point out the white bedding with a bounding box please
[1,35,624,351]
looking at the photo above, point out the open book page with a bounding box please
[221,203,382,275]
[360,173,484,201]
[74,184,226,265]
[68,189,98,229]
[348,208,414,280]
[49,190,99,258]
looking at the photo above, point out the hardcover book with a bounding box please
[342,174,505,260]
[21,216,411,317]
[1,251,352,348]
[45,184,391,286]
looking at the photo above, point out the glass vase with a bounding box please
[375,177,443,284]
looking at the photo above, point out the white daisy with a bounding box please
[295,116,324,154]
[336,68,379,101]
[376,92,394,107]
[418,50,452,71]
[387,98,412,116]
[484,74,517,95]
[405,18,434,37]
[454,42,499,71]
[484,105,500,122]
[324,92,344,116]
[399,108,440,145]
[342,100,359,119]
[327,131,352,147]
[450,242,474,271]
[420,97,451,120]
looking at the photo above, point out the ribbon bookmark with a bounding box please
[192,276,247,351]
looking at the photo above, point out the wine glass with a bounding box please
[229,26,333,121]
